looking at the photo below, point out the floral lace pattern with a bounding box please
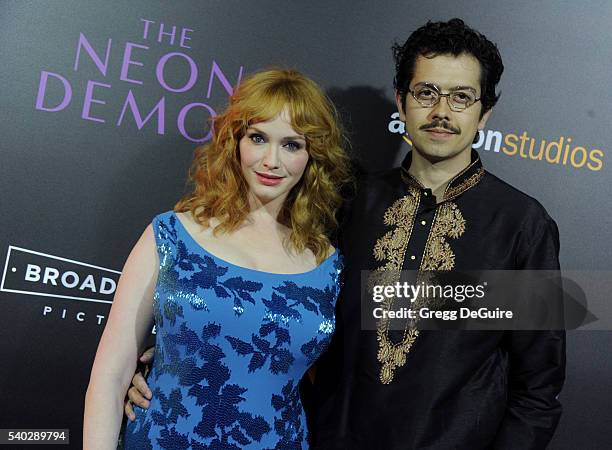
[123,212,342,449]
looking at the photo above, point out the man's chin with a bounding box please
[414,146,463,163]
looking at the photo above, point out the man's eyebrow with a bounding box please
[452,85,478,92]
[414,82,477,91]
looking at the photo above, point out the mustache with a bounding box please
[420,120,460,134]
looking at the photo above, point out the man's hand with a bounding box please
[124,347,155,421]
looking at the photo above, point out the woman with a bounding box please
[83,69,351,449]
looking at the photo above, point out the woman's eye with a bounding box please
[284,141,302,152]
[249,134,265,144]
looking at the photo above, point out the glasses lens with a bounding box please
[413,84,438,106]
[449,90,477,110]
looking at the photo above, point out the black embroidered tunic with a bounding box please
[310,151,565,450]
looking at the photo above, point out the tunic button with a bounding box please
[410,255,416,260]
[423,191,428,196]
[421,220,426,226]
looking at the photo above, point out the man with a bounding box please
[310,18,565,449]
[127,19,565,449]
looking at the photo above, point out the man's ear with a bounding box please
[478,108,493,130]
[395,92,406,121]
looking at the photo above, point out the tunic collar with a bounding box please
[400,149,485,202]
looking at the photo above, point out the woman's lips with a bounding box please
[256,172,284,186]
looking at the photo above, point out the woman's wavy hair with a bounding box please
[175,68,352,264]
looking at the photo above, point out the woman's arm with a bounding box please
[83,224,158,449]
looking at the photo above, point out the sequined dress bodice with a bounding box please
[123,211,341,449]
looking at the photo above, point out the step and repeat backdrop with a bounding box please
[1,1,610,448]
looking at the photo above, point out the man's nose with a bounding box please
[429,95,452,122]
[263,144,280,169]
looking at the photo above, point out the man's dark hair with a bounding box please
[393,18,504,116]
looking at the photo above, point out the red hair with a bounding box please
[175,69,351,264]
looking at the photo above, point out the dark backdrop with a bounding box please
[1,1,610,448]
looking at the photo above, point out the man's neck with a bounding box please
[408,148,472,202]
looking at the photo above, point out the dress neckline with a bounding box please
[171,211,337,277]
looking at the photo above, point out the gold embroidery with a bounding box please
[421,203,466,270]
[373,194,419,269]
[400,167,422,189]
[374,196,466,384]
[444,167,484,201]
[369,189,420,384]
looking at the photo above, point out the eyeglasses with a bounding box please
[408,82,481,111]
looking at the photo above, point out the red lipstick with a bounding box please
[255,172,284,186]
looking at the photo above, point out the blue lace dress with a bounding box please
[123,211,342,449]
